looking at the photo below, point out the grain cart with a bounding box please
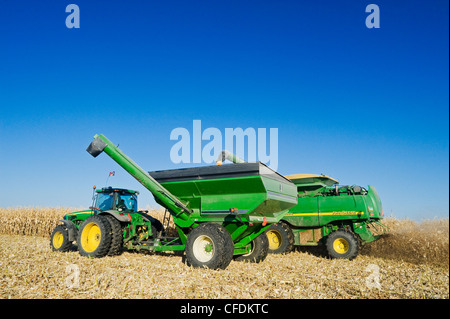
[50,134,297,270]
[266,174,388,259]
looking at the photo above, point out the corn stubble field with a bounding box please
[0,207,448,299]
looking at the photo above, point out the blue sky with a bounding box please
[0,0,448,220]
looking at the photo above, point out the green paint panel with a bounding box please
[151,164,298,225]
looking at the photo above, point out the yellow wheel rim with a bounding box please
[333,238,349,254]
[267,230,282,250]
[52,231,64,249]
[81,222,102,253]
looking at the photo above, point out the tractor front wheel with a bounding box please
[326,229,360,260]
[185,223,234,270]
[77,215,112,258]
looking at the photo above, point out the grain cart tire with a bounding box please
[266,222,294,254]
[185,223,234,270]
[50,225,73,252]
[103,215,124,256]
[326,229,360,260]
[234,233,269,263]
[77,215,112,258]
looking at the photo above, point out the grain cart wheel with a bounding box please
[103,215,124,256]
[50,225,73,252]
[234,233,269,263]
[326,229,360,260]
[185,223,234,270]
[77,215,112,258]
[266,222,294,254]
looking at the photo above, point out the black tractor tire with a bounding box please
[77,215,112,258]
[266,222,295,254]
[185,223,234,270]
[326,229,360,260]
[150,225,159,239]
[151,219,164,237]
[234,233,269,263]
[103,215,124,256]
[50,225,74,252]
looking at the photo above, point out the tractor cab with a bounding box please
[94,187,139,212]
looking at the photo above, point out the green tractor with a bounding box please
[50,134,298,270]
[51,187,164,257]
[265,174,388,259]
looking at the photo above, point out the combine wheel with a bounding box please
[185,223,234,270]
[266,222,294,254]
[234,233,269,263]
[326,229,360,260]
[77,215,112,258]
[50,225,73,252]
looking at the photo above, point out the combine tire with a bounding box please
[234,233,269,263]
[50,225,73,252]
[266,222,294,254]
[326,229,360,260]
[103,215,124,256]
[185,223,234,270]
[77,215,112,258]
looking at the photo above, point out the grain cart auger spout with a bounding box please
[86,134,192,223]
[81,134,298,270]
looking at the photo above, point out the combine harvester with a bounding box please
[214,151,388,260]
[50,134,297,270]
[266,174,388,259]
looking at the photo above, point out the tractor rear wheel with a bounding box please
[234,233,269,263]
[185,223,234,270]
[103,215,124,256]
[50,225,73,252]
[77,215,112,258]
[326,229,360,260]
[266,222,294,254]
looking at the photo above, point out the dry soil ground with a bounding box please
[0,208,448,299]
[0,234,448,299]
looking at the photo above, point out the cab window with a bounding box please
[115,194,138,212]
